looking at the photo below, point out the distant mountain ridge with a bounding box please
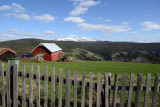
[0,38,160,62]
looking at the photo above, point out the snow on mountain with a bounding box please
[54,37,97,42]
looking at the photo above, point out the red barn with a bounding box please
[31,43,63,61]
[0,48,16,61]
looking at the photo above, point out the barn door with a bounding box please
[35,53,44,61]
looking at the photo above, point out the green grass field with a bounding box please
[7,61,160,74]
[2,60,160,82]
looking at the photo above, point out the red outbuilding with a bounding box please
[31,43,63,61]
[0,48,16,61]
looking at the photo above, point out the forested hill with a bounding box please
[0,39,160,63]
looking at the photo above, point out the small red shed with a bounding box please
[0,48,16,61]
[31,43,63,61]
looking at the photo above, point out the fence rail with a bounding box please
[0,60,160,107]
[1,70,160,92]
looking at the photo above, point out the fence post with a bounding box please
[108,73,111,106]
[8,60,19,107]
[89,72,93,107]
[135,73,143,107]
[112,73,118,107]
[97,73,101,107]
[65,68,70,107]
[74,70,78,107]
[58,68,63,107]
[81,71,85,107]
[120,73,127,107]
[104,73,109,107]
[151,73,159,107]
[0,64,6,107]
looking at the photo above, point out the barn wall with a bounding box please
[32,46,63,61]
[0,51,15,61]
[51,51,63,61]
[32,46,51,61]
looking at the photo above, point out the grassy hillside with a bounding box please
[0,38,160,62]
[65,48,105,61]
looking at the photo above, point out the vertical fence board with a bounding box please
[36,66,40,107]
[1,64,6,107]
[105,73,109,107]
[127,73,134,107]
[21,64,26,107]
[44,66,48,107]
[151,74,159,107]
[6,69,11,107]
[135,73,143,107]
[108,73,111,106]
[51,67,55,107]
[81,71,85,107]
[74,70,78,107]
[112,74,118,107]
[97,73,101,107]
[143,74,151,107]
[29,65,33,107]
[97,73,102,107]
[65,68,70,107]
[58,68,63,107]
[119,73,127,107]
[89,72,93,107]
[8,60,19,107]
[13,64,18,107]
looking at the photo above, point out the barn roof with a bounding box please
[0,48,7,53]
[0,48,16,55]
[31,43,62,53]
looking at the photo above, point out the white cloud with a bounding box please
[0,5,11,10]
[19,32,41,37]
[104,19,111,22]
[5,28,56,38]
[0,3,25,12]
[99,2,108,8]
[69,0,85,1]
[78,23,131,33]
[97,17,103,20]
[70,0,101,16]
[130,31,138,34]
[7,29,19,33]
[44,31,56,37]
[122,22,129,25]
[33,14,55,23]
[139,21,160,31]
[1,3,30,21]
[70,6,88,16]
[1,3,56,23]
[93,18,111,22]
[64,16,84,23]
[11,3,25,12]
[4,13,30,21]
[0,33,16,41]
[79,0,100,7]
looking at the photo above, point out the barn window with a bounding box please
[38,47,44,53]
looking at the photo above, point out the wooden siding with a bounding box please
[0,51,15,61]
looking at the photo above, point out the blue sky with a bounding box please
[0,0,160,42]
